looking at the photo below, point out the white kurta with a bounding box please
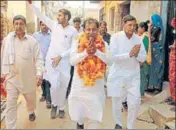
[30,4,78,107]
[107,31,147,129]
[68,38,111,122]
[107,31,147,98]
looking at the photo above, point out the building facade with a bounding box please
[103,0,162,34]
[1,1,43,36]
[103,1,131,34]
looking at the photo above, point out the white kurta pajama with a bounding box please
[68,38,111,128]
[107,31,147,129]
[30,4,78,109]
[1,32,44,129]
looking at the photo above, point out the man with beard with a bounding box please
[28,0,78,119]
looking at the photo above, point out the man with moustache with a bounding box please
[1,15,44,129]
[28,0,78,119]
[68,18,111,129]
[107,15,147,129]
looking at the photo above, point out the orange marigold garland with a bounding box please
[77,33,106,86]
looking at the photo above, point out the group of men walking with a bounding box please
[1,0,156,129]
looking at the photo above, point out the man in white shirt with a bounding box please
[68,18,111,129]
[107,15,147,129]
[1,15,44,129]
[28,0,78,119]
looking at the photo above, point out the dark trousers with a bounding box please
[66,66,74,98]
[41,79,51,103]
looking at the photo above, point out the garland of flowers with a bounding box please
[77,33,106,86]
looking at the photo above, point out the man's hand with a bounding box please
[130,44,141,57]
[28,0,32,4]
[36,76,42,87]
[51,56,62,68]
[87,37,96,56]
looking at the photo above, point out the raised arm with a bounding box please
[28,1,56,31]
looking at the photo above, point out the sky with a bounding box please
[66,1,99,9]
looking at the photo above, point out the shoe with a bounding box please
[50,105,57,119]
[39,96,45,102]
[29,113,36,122]
[46,101,51,109]
[114,124,122,129]
[58,110,65,119]
[77,123,84,129]
[122,101,128,110]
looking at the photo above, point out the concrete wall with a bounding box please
[7,1,27,19]
[7,1,42,34]
[84,8,99,21]
[130,1,161,22]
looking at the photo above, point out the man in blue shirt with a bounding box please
[33,21,51,108]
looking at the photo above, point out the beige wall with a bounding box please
[7,1,26,19]
[84,8,99,21]
[104,1,124,34]
[104,1,162,34]
[7,1,41,34]
[130,1,161,22]
[104,1,118,34]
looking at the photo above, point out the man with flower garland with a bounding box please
[68,18,111,129]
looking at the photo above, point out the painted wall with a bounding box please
[104,1,119,34]
[130,1,161,22]
[7,1,42,34]
[7,1,27,19]
[84,8,99,21]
